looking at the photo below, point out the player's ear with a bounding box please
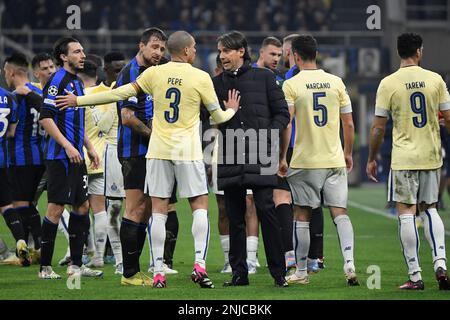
[416,47,422,59]
[239,47,245,58]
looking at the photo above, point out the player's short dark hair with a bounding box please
[140,27,168,45]
[291,35,318,61]
[31,52,53,69]
[217,31,251,61]
[397,33,423,59]
[261,37,282,48]
[78,60,97,79]
[104,51,125,64]
[4,52,29,71]
[53,36,80,66]
[86,54,103,68]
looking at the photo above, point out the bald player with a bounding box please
[56,31,240,289]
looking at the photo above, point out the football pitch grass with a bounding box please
[1,184,450,300]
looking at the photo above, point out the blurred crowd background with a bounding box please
[1,0,450,184]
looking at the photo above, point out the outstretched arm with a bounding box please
[55,83,140,110]
[209,89,240,124]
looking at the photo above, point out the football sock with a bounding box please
[29,206,42,250]
[93,211,107,259]
[192,209,209,268]
[398,214,422,278]
[149,213,167,273]
[293,221,310,277]
[420,208,447,271]
[106,199,122,265]
[68,212,89,267]
[246,236,258,267]
[309,207,324,259]
[276,204,293,253]
[334,215,355,269]
[58,209,70,242]
[120,218,140,278]
[2,208,25,242]
[137,221,147,259]
[220,234,230,264]
[164,210,178,267]
[40,217,58,267]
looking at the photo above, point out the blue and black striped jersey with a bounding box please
[39,68,85,161]
[115,57,153,159]
[0,87,18,168]
[251,62,285,84]
[285,65,299,149]
[8,83,44,166]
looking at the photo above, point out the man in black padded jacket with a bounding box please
[212,31,290,288]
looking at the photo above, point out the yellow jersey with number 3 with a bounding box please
[283,69,352,169]
[135,61,220,161]
[375,66,450,170]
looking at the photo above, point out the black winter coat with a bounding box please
[212,62,290,189]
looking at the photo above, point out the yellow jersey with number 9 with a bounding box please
[283,69,352,169]
[375,66,450,170]
[136,61,220,161]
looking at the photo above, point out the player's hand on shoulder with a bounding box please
[56,89,78,110]
[14,85,31,96]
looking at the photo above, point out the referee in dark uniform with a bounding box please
[38,37,101,279]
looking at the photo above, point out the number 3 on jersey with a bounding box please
[165,87,181,123]
[0,108,11,138]
[410,91,427,128]
[313,92,327,127]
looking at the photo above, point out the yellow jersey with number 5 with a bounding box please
[136,61,220,161]
[283,69,352,169]
[375,66,450,170]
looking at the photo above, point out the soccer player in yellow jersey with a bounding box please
[367,33,450,290]
[98,52,126,275]
[77,60,107,273]
[280,35,358,286]
[56,31,240,288]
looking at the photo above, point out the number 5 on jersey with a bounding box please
[313,92,327,127]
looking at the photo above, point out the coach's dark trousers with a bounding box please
[224,186,285,280]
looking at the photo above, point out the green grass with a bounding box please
[0,187,449,300]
